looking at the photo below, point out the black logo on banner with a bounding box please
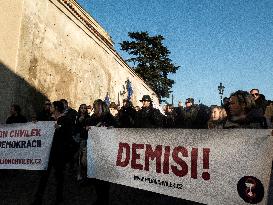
[237,176,264,204]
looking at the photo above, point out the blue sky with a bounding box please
[77,0,273,106]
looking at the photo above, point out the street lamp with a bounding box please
[218,82,225,106]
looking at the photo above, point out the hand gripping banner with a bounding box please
[0,122,55,170]
[87,128,273,205]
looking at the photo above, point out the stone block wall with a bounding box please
[0,0,158,122]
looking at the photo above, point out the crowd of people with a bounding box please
[6,89,273,130]
[3,88,273,204]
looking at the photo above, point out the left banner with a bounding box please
[0,122,55,170]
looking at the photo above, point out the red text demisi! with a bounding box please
[116,142,210,180]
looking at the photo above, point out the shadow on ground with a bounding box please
[0,167,204,205]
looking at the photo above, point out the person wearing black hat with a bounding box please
[185,98,194,108]
[109,102,119,117]
[134,95,163,128]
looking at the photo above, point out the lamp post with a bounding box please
[218,82,225,106]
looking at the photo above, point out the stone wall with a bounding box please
[0,0,158,122]
[0,0,27,123]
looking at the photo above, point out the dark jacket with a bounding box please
[75,113,90,140]
[51,115,76,165]
[6,114,27,124]
[246,108,267,128]
[255,94,267,114]
[163,111,177,128]
[208,120,226,129]
[64,108,78,124]
[176,105,209,129]
[174,107,183,116]
[117,106,136,128]
[37,109,54,121]
[64,107,78,136]
[86,113,118,127]
[134,106,163,128]
[224,109,267,129]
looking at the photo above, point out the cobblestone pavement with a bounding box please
[0,168,203,205]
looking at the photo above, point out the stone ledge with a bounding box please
[58,0,113,47]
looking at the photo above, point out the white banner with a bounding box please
[0,121,55,170]
[87,128,273,205]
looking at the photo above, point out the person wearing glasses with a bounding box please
[249,88,268,114]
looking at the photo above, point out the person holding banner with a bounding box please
[224,90,267,129]
[6,104,27,124]
[60,99,78,124]
[32,101,76,205]
[135,95,163,128]
[207,106,227,129]
[85,99,117,205]
[117,99,136,128]
[75,104,91,181]
[36,100,54,121]
[265,101,273,128]
[163,104,177,128]
[176,98,210,129]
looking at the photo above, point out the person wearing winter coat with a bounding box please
[134,95,163,128]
